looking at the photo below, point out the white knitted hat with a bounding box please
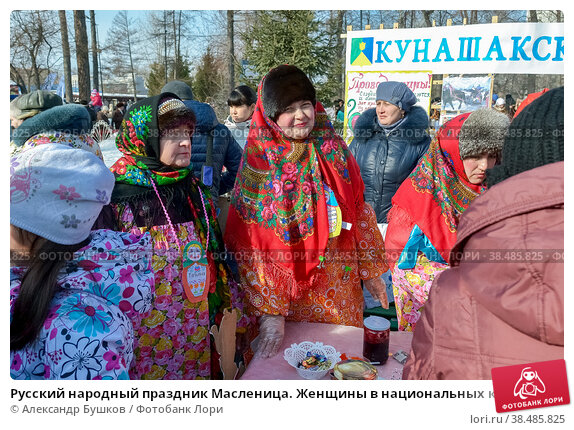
[10,144,115,245]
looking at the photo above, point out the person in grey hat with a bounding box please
[160,80,242,211]
[10,90,63,130]
[384,108,510,332]
[349,81,431,309]
[404,87,563,380]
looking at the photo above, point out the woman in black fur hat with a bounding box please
[225,65,389,359]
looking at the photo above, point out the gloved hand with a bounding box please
[364,277,389,309]
[255,314,285,359]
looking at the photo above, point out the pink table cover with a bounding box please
[240,321,413,380]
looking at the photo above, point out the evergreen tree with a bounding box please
[146,62,167,96]
[241,11,330,82]
[146,60,193,97]
[240,10,337,106]
[193,47,223,103]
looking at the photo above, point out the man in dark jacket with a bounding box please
[161,81,242,204]
[349,82,430,226]
[111,102,125,130]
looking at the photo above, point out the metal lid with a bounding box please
[363,316,390,331]
[333,359,377,380]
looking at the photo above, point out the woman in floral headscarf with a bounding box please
[95,93,251,379]
[385,109,510,331]
[225,65,388,358]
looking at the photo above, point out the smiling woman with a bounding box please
[225,65,389,360]
[275,100,315,140]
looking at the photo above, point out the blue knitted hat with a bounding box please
[375,81,417,112]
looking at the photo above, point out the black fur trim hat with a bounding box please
[262,65,316,121]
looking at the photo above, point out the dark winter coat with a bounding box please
[349,106,430,223]
[112,108,125,130]
[184,100,243,200]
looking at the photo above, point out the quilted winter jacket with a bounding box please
[403,162,564,380]
[184,100,243,199]
[349,106,430,223]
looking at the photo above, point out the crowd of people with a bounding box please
[9,65,563,380]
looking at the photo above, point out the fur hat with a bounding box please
[487,87,564,186]
[10,144,114,245]
[160,80,194,101]
[261,65,316,121]
[458,108,510,159]
[375,81,417,112]
[10,90,63,121]
[157,95,196,135]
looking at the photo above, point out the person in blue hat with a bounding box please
[349,81,430,228]
[349,81,430,307]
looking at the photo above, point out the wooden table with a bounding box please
[240,321,413,380]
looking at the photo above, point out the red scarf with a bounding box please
[225,87,364,298]
[389,113,486,263]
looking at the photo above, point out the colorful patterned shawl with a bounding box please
[110,93,190,191]
[107,93,232,320]
[389,112,486,263]
[225,76,365,298]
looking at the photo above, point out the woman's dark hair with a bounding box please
[227,85,257,107]
[10,229,89,351]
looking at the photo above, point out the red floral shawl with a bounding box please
[225,82,365,298]
[389,113,486,263]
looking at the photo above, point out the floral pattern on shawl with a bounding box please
[389,113,486,263]
[111,99,189,187]
[410,139,485,234]
[226,72,365,297]
[232,109,352,246]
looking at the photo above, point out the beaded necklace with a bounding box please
[149,177,211,303]
[149,177,210,250]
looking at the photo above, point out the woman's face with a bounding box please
[159,125,193,169]
[10,116,23,129]
[376,100,404,126]
[229,103,255,123]
[275,100,315,140]
[463,154,497,184]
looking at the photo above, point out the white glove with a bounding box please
[255,314,285,359]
